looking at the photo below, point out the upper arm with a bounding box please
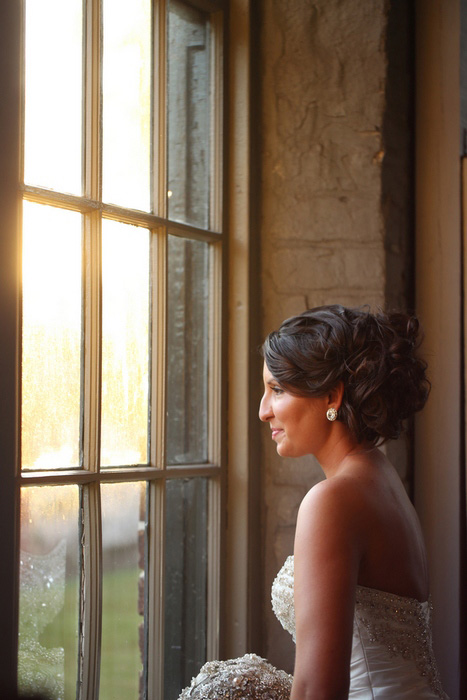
[291,480,364,699]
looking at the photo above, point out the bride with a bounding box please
[179,305,449,699]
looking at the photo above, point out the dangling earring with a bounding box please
[326,407,338,422]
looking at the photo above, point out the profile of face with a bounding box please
[259,363,332,459]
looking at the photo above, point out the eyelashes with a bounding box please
[271,385,284,395]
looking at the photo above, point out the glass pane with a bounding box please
[101,220,150,467]
[167,1,211,228]
[101,482,146,700]
[102,0,151,211]
[22,202,82,470]
[164,478,208,698]
[24,0,82,194]
[18,486,80,700]
[167,236,209,465]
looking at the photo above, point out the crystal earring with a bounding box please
[326,407,338,422]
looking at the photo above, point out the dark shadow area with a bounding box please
[381,0,416,500]
[247,0,265,658]
[382,0,416,314]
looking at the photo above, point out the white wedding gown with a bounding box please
[179,555,449,699]
[272,556,449,699]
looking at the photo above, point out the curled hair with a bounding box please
[262,305,430,446]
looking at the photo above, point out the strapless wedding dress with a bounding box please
[178,555,449,699]
[271,555,448,699]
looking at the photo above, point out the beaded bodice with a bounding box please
[271,555,449,700]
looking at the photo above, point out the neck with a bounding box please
[317,426,372,478]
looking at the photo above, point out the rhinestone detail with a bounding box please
[355,585,448,699]
[178,653,292,699]
[271,555,448,700]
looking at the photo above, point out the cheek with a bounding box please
[294,407,327,443]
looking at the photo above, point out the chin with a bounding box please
[276,443,308,459]
[275,443,287,457]
[276,444,295,458]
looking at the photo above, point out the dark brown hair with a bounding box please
[262,305,430,446]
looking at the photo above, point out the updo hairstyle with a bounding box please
[262,305,430,446]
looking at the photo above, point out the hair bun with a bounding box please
[339,309,430,443]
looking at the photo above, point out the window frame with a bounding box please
[0,0,22,691]
[16,0,227,697]
[0,0,255,694]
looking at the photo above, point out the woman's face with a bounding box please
[259,362,330,459]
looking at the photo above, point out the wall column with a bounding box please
[415,1,461,697]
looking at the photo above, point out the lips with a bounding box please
[271,428,283,440]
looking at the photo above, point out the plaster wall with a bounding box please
[415,0,461,695]
[259,0,391,670]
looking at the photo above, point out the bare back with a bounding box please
[336,447,429,602]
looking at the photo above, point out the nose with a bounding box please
[259,391,273,422]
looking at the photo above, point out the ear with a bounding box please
[327,381,344,411]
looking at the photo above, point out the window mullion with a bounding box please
[147,480,165,700]
[79,1,103,699]
[148,2,168,698]
[206,9,224,653]
[210,11,223,233]
[84,0,102,203]
[78,482,103,700]
[152,0,167,219]
[82,0,102,470]
[82,210,102,472]
[206,477,221,660]
[206,240,222,661]
[150,228,168,471]
[147,223,167,700]
[208,241,222,467]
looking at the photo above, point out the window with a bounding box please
[18,0,225,698]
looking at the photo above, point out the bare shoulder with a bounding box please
[294,475,364,607]
[295,473,372,559]
[299,473,365,523]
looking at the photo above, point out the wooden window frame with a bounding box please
[0,0,257,694]
[15,0,227,698]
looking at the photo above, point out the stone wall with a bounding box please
[258,0,407,671]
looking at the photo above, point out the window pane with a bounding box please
[102,0,151,211]
[101,482,145,700]
[167,236,209,465]
[24,0,82,194]
[22,202,82,470]
[167,0,211,228]
[18,486,80,700]
[101,221,150,467]
[164,478,208,698]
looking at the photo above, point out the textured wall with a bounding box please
[259,0,389,671]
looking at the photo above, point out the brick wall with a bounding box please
[258,0,401,671]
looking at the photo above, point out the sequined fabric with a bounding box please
[178,653,292,699]
[271,555,449,700]
[178,556,450,700]
[271,554,296,642]
[354,585,448,699]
